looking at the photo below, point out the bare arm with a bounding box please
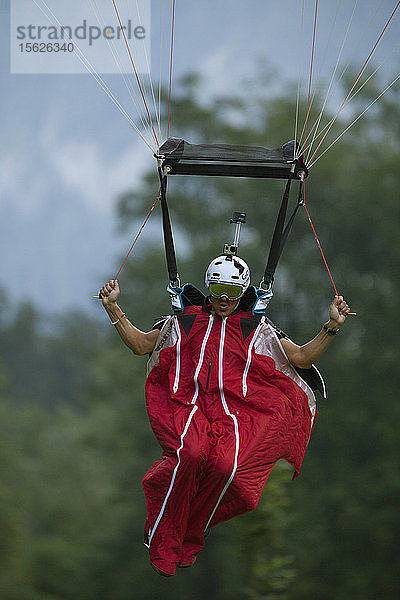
[280,295,351,369]
[100,280,159,356]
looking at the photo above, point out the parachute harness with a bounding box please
[84,0,400,303]
[155,138,311,305]
[96,141,336,304]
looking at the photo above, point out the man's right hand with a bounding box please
[100,280,120,307]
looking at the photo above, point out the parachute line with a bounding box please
[309,71,400,168]
[88,0,155,144]
[158,2,164,142]
[307,0,400,166]
[302,0,319,151]
[31,0,156,152]
[294,0,305,159]
[167,0,176,138]
[301,42,400,164]
[134,0,163,144]
[304,0,359,164]
[302,183,338,296]
[113,191,160,282]
[297,0,344,158]
[111,0,160,147]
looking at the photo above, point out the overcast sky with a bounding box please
[1,0,399,315]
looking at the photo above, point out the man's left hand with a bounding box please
[329,295,351,327]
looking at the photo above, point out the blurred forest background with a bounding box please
[1,69,399,599]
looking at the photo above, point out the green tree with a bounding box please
[1,68,399,599]
[115,72,400,598]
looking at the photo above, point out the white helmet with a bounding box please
[205,255,251,299]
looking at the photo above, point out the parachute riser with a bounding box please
[261,167,304,289]
[157,166,180,289]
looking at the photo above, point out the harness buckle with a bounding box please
[169,276,181,289]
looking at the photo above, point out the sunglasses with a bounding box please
[209,283,244,300]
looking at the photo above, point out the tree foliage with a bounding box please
[1,68,400,598]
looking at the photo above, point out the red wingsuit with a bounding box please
[143,290,320,576]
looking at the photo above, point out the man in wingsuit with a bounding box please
[100,254,350,576]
